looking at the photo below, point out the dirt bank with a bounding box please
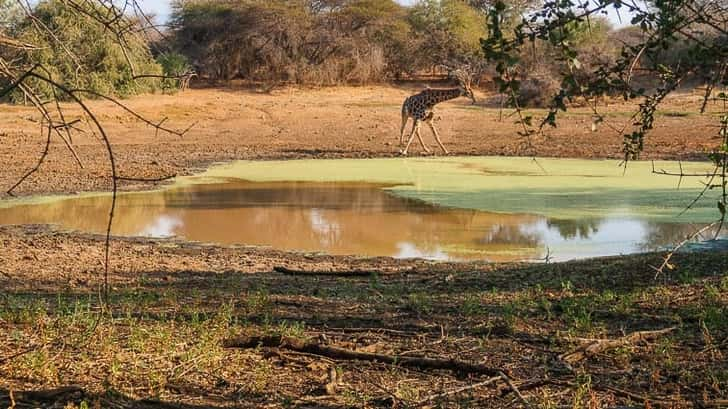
[0,85,721,198]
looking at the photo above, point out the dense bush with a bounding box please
[516,70,562,107]
[169,0,490,84]
[2,0,163,101]
[491,17,621,107]
[156,51,192,90]
[170,0,691,106]
[172,0,384,84]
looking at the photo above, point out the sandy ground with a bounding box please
[0,85,722,198]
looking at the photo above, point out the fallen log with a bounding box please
[0,386,84,406]
[699,399,728,408]
[559,327,675,363]
[223,335,504,376]
[273,266,385,277]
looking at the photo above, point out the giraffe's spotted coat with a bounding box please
[402,88,464,120]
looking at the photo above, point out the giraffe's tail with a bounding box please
[399,98,410,145]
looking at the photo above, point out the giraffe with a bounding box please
[398,72,475,155]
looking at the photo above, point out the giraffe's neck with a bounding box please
[423,88,463,106]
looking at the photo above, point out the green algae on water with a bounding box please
[193,156,717,222]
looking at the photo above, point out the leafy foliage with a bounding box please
[156,51,191,90]
[157,52,190,77]
[0,0,22,30]
[4,0,162,101]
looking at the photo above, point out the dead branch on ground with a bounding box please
[499,371,531,408]
[273,265,395,277]
[0,386,85,407]
[415,375,502,406]
[223,334,505,377]
[117,174,177,183]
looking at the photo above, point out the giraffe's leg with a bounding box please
[415,124,430,153]
[427,119,448,154]
[400,120,420,155]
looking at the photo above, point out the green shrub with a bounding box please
[156,51,191,90]
[157,52,190,77]
[6,0,162,101]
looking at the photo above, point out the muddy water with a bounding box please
[0,180,715,261]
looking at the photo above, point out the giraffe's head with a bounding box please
[454,70,476,104]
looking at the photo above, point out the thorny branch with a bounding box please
[650,220,723,278]
[0,61,84,174]
[483,0,728,270]
[0,0,195,305]
[649,96,728,277]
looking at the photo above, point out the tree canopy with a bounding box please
[169,0,493,83]
[1,0,163,101]
[481,0,727,235]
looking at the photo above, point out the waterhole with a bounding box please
[0,157,723,261]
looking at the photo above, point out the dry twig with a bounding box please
[499,371,530,408]
[559,327,675,364]
[415,375,501,406]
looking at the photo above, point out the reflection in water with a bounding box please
[139,215,183,237]
[308,209,341,247]
[479,224,542,246]
[395,242,448,261]
[640,222,722,252]
[547,219,601,240]
[0,180,722,261]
